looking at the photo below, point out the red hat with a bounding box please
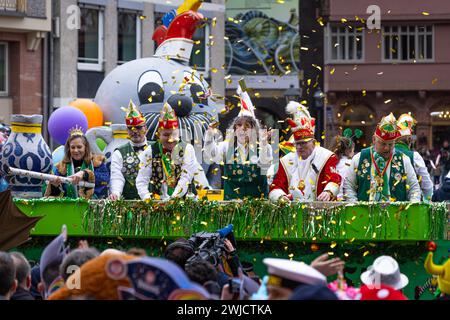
[286,101,316,142]
[158,103,179,130]
[374,113,400,141]
[358,284,408,300]
[124,100,146,127]
[152,1,204,63]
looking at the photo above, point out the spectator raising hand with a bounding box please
[311,254,345,277]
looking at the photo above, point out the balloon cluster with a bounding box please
[48,99,104,145]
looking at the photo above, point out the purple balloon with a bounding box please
[48,106,88,145]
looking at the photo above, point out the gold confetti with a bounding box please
[432,78,438,85]
[344,253,349,257]
[330,68,335,75]
[422,12,430,16]
[384,99,391,104]
[341,18,348,23]
[211,68,218,73]
[330,242,337,249]
[363,251,370,257]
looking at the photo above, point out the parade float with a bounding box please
[0,0,447,300]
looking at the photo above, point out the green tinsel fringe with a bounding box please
[79,199,448,241]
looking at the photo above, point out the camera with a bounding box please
[185,224,234,267]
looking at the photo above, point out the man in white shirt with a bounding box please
[109,100,149,200]
[344,113,421,202]
[136,103,199,200]
[396,113,434,201]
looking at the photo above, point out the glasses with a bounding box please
[295,140,312,146]
[127,125,145,131]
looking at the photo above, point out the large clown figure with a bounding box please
[94,0,218,185]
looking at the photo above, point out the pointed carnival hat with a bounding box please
[236,78,256,119]
[374,113,400,141]
[158,103,179,130]
[397,113,417,137]
[123,100,146,127]
[286,101,316,142]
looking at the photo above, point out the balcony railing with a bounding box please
[0,0,27,16]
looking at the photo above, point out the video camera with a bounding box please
[186,224,234,267]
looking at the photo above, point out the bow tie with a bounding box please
[133,145,145,152]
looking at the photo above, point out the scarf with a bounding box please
[65,160,94,198]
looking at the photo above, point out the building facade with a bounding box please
[0,0,51,123]
[323,0,450,152]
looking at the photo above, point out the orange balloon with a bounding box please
[69,99,104,129]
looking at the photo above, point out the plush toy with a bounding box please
[48,253,136,300]
[424,241,450,298]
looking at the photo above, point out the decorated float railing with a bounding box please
[14,199,448,242]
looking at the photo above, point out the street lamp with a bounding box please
[284,84,302,104]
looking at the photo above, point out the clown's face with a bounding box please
[159,128,179,151]
[95,58,217,140]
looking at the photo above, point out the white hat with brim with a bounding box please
[263,258,327,287]
[360,255,409,290]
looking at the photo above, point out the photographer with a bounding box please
[164,238,194,269]
[165,225,247,293]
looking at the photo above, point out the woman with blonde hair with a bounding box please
[45,128,109,199]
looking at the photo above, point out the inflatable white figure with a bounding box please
[94,2,218,145]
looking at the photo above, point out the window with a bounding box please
[326,25,364,62]
[383,25,433,62]
[118,10,142,64]
[78,6,104,71]
[190,23,210,74]
[0,43,8,95]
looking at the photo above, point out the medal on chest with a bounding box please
[298,179,305,195]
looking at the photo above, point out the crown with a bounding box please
[122,100,146,127]
[69,125,84,137]
[285,101,316,142]
[158,103,179,130]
